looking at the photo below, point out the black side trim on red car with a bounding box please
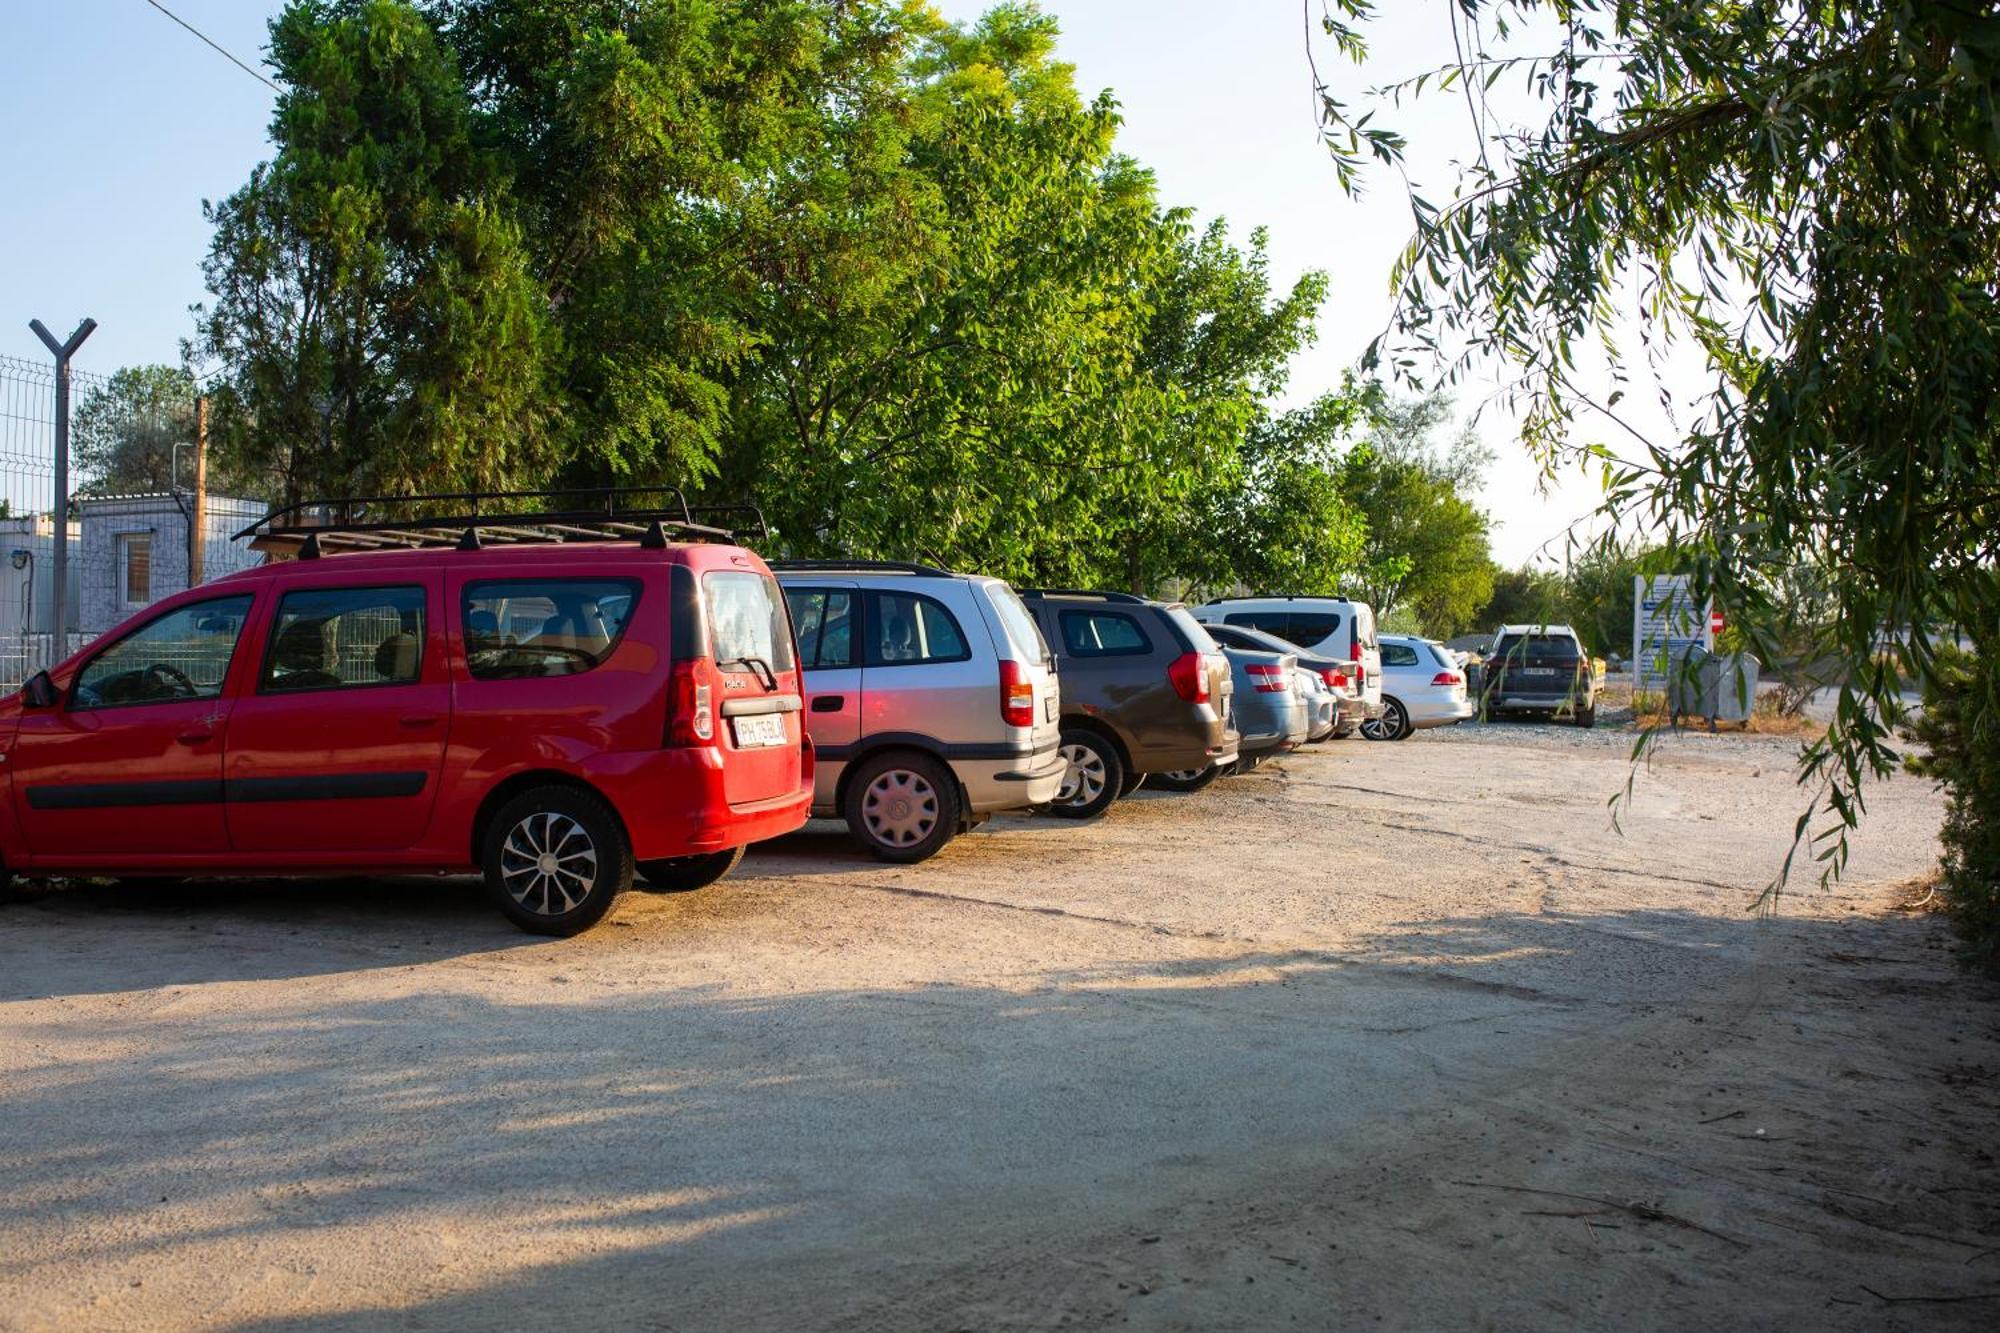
[25,771,429,811]
[228,772,430,804]
[25,778,225,811]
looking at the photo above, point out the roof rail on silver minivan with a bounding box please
[767,559,953,578]
[1017,588,1148,603]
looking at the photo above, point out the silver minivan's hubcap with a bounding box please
[1058,743,1107,806]
[501,812,598,915]
[863,769,937,847]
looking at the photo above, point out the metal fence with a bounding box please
[0,352,110,688]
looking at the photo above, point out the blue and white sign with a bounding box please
[1632,574,1711,692]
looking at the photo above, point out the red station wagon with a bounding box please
[0,491,812,935]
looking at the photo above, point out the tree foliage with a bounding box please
[198,0,1373,594]
[1339,391,1495,637]
[72,366,198,497]
[72,366,267,500]
[197,0,549,501]
[1905,628,2000,976]
[1317,1,2000,887]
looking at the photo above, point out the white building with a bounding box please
[0,513,80,638]
[76,493,268,634]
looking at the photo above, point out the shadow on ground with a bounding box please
[3,895,1996,1330]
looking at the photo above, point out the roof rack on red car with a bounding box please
[234,487,770,558]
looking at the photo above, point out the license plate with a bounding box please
[1044,693,1057,721]
[731,713,788,748]
[1521,667,1556,676]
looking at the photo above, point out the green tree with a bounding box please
[1561,541,1651,659]
[72,366,269,500]
[1479,564,1568,635]
[1201,390,1371,598]
[431,0,917,490]
[1105,221,1353,594]
[707,1,1161,579]
[71,366,197,497]
[1339,392,1495,637]
[198,0,1366,598]
[197,0,551,502]
[1317,2,2000,891]
[1905,629,2000,976]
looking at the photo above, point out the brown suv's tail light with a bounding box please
[1167,650,1210,705]
[1246,662,1288,693]
[999,659,1036,727]
[667,658,719,746]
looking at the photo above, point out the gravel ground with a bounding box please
[3,718,1997,1331]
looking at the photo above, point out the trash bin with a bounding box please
[1669,645,1759,727]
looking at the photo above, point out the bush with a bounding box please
[1904,641,2000,976]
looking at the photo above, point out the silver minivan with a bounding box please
[774,562,1064,862]
[1193,596,1385,726]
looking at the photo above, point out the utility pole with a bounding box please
[29,318,96,653]
[191,394,208,586]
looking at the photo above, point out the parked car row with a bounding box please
[0,493,1478,939]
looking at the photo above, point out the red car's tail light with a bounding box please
[999,659,1035,727]
[1167,650,1210,704]
[667,657,718,746]
[1246,662,1288,693]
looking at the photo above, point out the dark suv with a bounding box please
[1020,591,1237,818]
[1482,623,1599,726]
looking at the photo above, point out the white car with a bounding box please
[1363,634,1474,741]
[1193,596,1384,722]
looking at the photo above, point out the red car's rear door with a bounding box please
[699,565,804,807]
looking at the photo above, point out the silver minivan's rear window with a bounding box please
[1353,604,1379,652]
[987,583,1053,664]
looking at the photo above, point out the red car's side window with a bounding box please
[460,578,640,681]
[257,585,428,695]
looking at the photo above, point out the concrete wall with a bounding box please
[77,494,267,634]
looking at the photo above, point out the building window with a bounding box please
[118,533,152,607]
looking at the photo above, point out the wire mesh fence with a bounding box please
[0,353,98,687]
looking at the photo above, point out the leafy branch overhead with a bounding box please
[1314,0,2000,891]
[196,0,1413,597]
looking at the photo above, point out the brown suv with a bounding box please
[1020,591,1238,818]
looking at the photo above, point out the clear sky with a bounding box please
[0,0,1623,566]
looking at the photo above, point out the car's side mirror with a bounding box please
[20,670,58,709]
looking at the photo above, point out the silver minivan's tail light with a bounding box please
[999,659,1035,727]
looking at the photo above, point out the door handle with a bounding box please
[175,727,213,746]
[398,714,442,728]
[810,695,845,713]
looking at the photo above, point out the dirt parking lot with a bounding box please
[4,719,1997,1330]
